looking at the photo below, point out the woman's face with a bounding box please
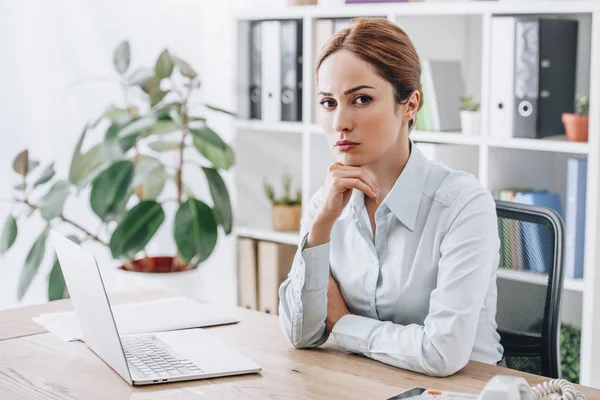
[317,50,417,167]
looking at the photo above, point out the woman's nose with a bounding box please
[333,106,353,133]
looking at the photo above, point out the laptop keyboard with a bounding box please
[122,335,203,378]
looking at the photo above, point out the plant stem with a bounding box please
[18,199,109,247]
[176,99,189,204]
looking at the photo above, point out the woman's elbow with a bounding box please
[422,347,470,377]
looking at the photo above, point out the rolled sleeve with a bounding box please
[332,314,381,353]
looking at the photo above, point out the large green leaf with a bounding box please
[90,160,134,222]
[203,168,233,234]
[101,139,124,163]
[48,258,67,301]
[141,76,161,96]
[131,156,161,187]
[174,198,218,266]
[119,134,138,153]
[174,56,197,80]
[104,106,132,125]
[110,201,165,260]
[148,140,179,152]
[12,150,29,176]
[33,163,56,187]
[48,235,78,301]
[127,67,154,86]
[39,180,71,221]
[113,40,131,74]
[189,126,227,149]
[18,227,49,301]
[69,127,104,187]
[191,127,235,170]
[0,214,18,255]
[150,90,169,107]
[118,116,158,138]
[154,101,182,120]
[141,120,178,138]
[139,166,167,200]
[131,156,166,200]
[155,49,174,80]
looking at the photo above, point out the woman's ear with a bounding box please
[403,90,421,123]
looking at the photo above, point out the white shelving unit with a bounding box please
[232,1,600,387]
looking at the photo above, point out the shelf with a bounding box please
[235,226,300,246]
[235,1,598,21]
[411,131,482,146]
[487,136,589,155]
[235,120,304,135]
[497,268,584,293]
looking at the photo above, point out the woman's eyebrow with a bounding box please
[318,85,375,97]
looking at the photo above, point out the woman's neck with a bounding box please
[363,135,411,205]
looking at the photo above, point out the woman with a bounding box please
[278,17,503,377]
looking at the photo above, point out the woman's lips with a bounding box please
[335,141,360,153]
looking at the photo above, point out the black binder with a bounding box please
[249,21,262,120]
[537,19,578,137]
[280,20,303,122]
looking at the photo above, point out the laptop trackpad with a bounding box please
[153,329,260,374]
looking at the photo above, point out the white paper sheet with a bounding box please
[33,297,238,342]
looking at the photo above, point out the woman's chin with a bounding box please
[336,153,365,167]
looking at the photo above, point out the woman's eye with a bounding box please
[320,99,335,109]
[355,95,372,105]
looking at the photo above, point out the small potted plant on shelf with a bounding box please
[263,174,302,232]
[0,40,235,302]
[459,96,480,136]
[562,93,589,142]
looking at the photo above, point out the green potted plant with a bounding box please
[0,40,235,302]
[459,96,480,136]
[263,174,302,232]
[562,93,589,142]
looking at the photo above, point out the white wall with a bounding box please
[0,0,287,310]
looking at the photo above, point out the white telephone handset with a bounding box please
[478,375,586,400]
[387,375,586,400]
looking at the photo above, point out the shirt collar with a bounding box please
[338,140,430,231]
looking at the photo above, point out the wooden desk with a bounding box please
[1,291,598,399]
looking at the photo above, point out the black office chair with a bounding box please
[495,200,565,378]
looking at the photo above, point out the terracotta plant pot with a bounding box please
[120,256,191,273]
[272,204,302,232]
[562,113,589,142]
[116,256,205,299]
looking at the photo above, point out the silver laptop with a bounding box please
[50,230,262,385]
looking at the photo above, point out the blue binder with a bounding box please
[513,190,563,273]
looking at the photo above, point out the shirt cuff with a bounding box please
[300,233,330,291]
[332,314,380,354]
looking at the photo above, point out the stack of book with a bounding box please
[495,156,587,279]
[237,238,297,315]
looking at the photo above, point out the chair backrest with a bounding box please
[495,200,565,378]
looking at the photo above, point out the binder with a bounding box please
[261,21,282,122]
[513,19,539,139]
[421,60,464,131]
[249,21,262,120]
[537,19,578,137]
[564,157,587,279]
[238,238,259,310]
[489,17,516,139]
[257,241,297,315]
[281,20,303,122]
